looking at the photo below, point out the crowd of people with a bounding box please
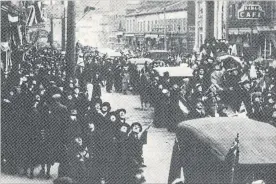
[1,37,276,183]
[120,38,276,130]
[1,47,151,184]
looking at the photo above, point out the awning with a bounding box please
[154,66,194,77]
[116,32,123,36]
[145,34,158,39]
[257,26,276,32]
[108,35,117,39]
[229,28,258,35]
[135,33,145,37]
[124,33,134,37]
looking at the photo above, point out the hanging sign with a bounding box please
[238,4,265,19]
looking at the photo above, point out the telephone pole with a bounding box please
[61,1,66,50]
[164,8,167,51]
[66,1,76,81]
[50,0,54,47]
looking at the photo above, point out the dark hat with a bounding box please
[102,102,111,109]
[70,109,77,115]
[131,122,142,132]
[117,108,126,114]
[197,65,205,70]
[74,85,80,90]
[109,111,117,117]
[121,123,130,130]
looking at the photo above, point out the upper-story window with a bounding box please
[229,4,236,19]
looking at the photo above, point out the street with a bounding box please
[2,1,275,184]
[1,89,175,184]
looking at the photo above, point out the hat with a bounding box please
[120,123,130,131]
[239,79,250,85]
[70,109,77,115]
[162,89,169,94]
[131,122,142,132]
[117,108,126,114]
[52,94,61,99]
[195,83,202,88]
[102,102,111,109]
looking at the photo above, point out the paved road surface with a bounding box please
[1,90,175,184]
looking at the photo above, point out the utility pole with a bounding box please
[50,0,54,47]
[66,1,76,81]
[224,1,229,41]
[61,1,66,50]
[164,8,167,51]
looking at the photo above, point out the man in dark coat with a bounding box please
[97,102,116,183]
[47,93,69,179]
[83,121,100,183]
[106,66,114,93]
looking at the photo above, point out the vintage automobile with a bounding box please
[153,65,194,78]
[147,50,170,61]
[168,117,276,184]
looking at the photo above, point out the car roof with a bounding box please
[154,66,194,77]
[177,117,276,164]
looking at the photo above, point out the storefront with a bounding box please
[145,34,158,50]
[227,2,276,60]
[1,1,27,77]
[134,34,145,50]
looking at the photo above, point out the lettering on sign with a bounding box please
[238,4,265,19]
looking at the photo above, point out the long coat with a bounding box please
[122,72,130,91]
[48,102,69,164]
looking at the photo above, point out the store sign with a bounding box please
[238,4,265,19]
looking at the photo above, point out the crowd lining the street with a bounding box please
[1,37,276,184]
[1,47,150,184]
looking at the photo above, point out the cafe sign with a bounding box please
[238,4,265,19]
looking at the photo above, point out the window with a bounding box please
[229,4,236,19]
[126,20,129,32]
[143,21,145,32]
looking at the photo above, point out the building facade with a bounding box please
[194,1,276,60]
[124,1,195,54]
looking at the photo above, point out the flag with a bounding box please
[84,6,95,14]
[26,1,44,27]
[34,1,44,23]
[27,4,36,26]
